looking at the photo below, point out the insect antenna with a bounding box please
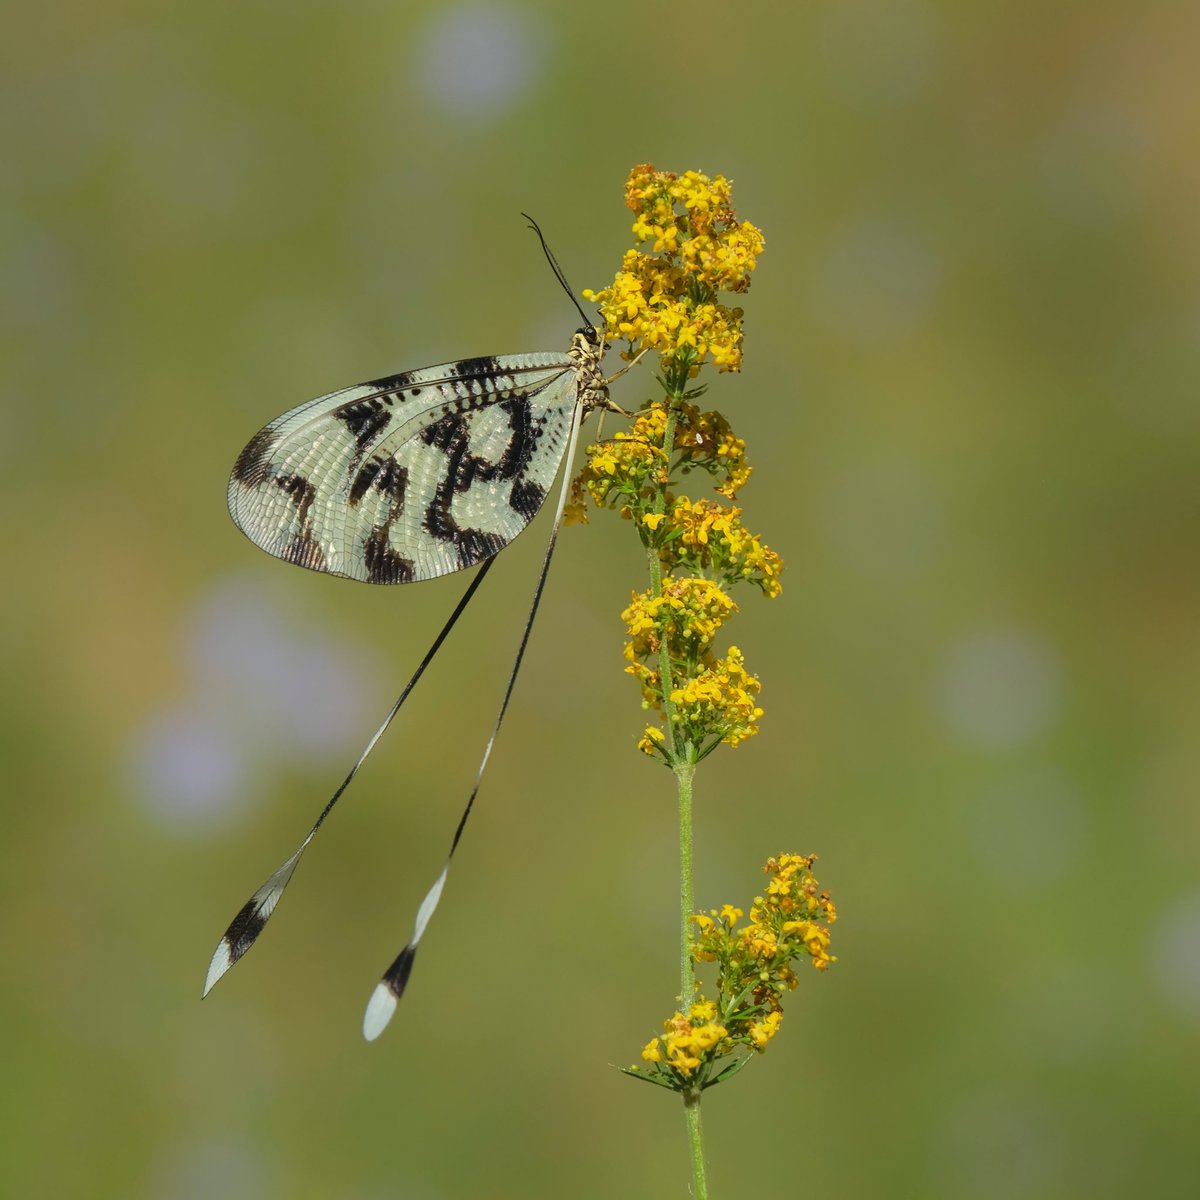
[202,559,494,998]
[362,394,589,1040]
[521,212,594,330]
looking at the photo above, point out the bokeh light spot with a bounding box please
[932,1092,1065,1199]
[130,574,386,838]
[1150,891,1200,1019]
[1037,96,1149,230]
[935,627,1064,750]
[130,706,251,835]
[186,574,385,759]
[151,1135,274,1200]
[411,3,547,121]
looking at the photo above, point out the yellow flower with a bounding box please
[562,486,588,527]
[652,1002,730,1078]
[743,924,778,958]
[748,1011,783,1048]
[637,725,667,756]
[641,1038,662,1062]
[666,1045,702,1076]
[783,920,835,970]
[690,1021,728,1051]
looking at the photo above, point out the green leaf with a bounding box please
[620,1066,683,1091]
[701,1053,755,1090]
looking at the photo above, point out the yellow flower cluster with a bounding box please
[622,577,736,663]
[572,168,778,759]
[587,253,746,373]
[584,165,763,379]
[621,581,764,757]
[565,428,664,527]
[623,164,763,295]
[670,647,764,748]
[661,498,782,598]
[639,998,729,1079]
[670,404,752,498]
[693,854,838,980]
[568,400,765,531]
[629,856,836,1092]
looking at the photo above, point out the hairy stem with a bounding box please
[652,387,708,1196]
[675,757,696,1009]
[646,540,680,760]
[684,1087,709,1200]
[648,398,684,761]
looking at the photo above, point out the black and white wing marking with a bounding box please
[228,353,582,583]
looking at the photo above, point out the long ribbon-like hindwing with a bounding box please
[202,560,493,997]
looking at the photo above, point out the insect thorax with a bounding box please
[569,327,610,414]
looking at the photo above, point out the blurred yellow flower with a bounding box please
[748,1012,783,1049]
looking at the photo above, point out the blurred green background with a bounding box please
[4,2,1197,1197]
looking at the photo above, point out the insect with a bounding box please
[203,223,626,1040]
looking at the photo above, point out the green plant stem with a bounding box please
[674,756,696,1009]
[646,538,680,762]
[652,389,709,1197]
[684,1087,708,1200]
[676,726,704,1194]
[648,398,684,762]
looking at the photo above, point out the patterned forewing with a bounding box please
[228,354,579,583]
